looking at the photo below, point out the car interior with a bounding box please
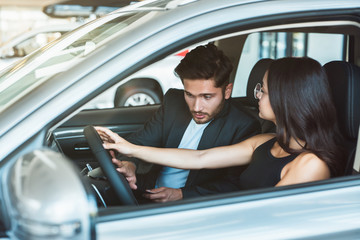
[48,20,360,209]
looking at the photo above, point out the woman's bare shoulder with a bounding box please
[295,152,326,165]
[277,152,330,186]
[293,152,330,179]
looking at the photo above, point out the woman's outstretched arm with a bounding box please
[95,126,273,170]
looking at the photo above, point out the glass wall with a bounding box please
[232,31,345,97]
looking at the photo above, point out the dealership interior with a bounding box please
[0,0,135,69]
[0,0,75,43]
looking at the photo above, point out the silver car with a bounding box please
[0,0,359,239]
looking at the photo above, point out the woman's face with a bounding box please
[258,72,276,123]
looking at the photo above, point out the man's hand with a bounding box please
[143,187,183,203]
[111,157,137,190]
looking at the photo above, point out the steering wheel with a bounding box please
[83,125,138,206]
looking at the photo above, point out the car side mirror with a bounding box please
[3,149,97,240]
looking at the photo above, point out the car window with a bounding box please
[84,53,185,109]
[0,0,178,114]
[232,32,346,97]
[0,11,162,113]
[66,20,359,211]
[85,30,347,110]
[84,44,204,109]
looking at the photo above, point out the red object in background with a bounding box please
[176,49,189,57]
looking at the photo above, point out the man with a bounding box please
[108,43,260,202]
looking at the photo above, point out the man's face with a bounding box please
[183,79,232,124]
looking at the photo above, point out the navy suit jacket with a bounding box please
[124,88,261,198]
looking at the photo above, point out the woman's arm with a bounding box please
[95,126,273,170]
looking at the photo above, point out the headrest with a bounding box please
[246,58,274,107]
[323,61,360,140]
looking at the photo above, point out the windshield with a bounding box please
[0,0,172,113]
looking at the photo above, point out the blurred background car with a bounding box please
[0,23,81,70]
[42,0,182,108]
[85,49,188,108]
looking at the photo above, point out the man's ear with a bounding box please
[224,83,233,99]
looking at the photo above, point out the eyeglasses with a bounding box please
[254,83,263,99]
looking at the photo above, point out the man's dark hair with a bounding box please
[174,43,233,88]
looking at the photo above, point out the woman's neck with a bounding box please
[271,137,305,158]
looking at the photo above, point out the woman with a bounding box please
[96,57,345,189]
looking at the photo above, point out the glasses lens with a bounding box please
[254,83,261,99]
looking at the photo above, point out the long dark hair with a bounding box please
[267,57,345,176]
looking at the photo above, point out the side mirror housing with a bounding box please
[3,149,97,240]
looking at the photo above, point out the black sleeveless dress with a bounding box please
[237,138,299,190]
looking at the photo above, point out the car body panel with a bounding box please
[96,178,360,239]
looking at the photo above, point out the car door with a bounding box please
[91,7,360,240]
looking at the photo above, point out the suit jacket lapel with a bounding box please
[165,106,192,148]
[166,119,190,148]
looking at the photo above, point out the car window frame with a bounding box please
[80,18,360,216]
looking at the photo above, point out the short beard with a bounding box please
[191,97,225,124]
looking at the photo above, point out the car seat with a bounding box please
[239,58,276,133]
[323,61,360,175]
